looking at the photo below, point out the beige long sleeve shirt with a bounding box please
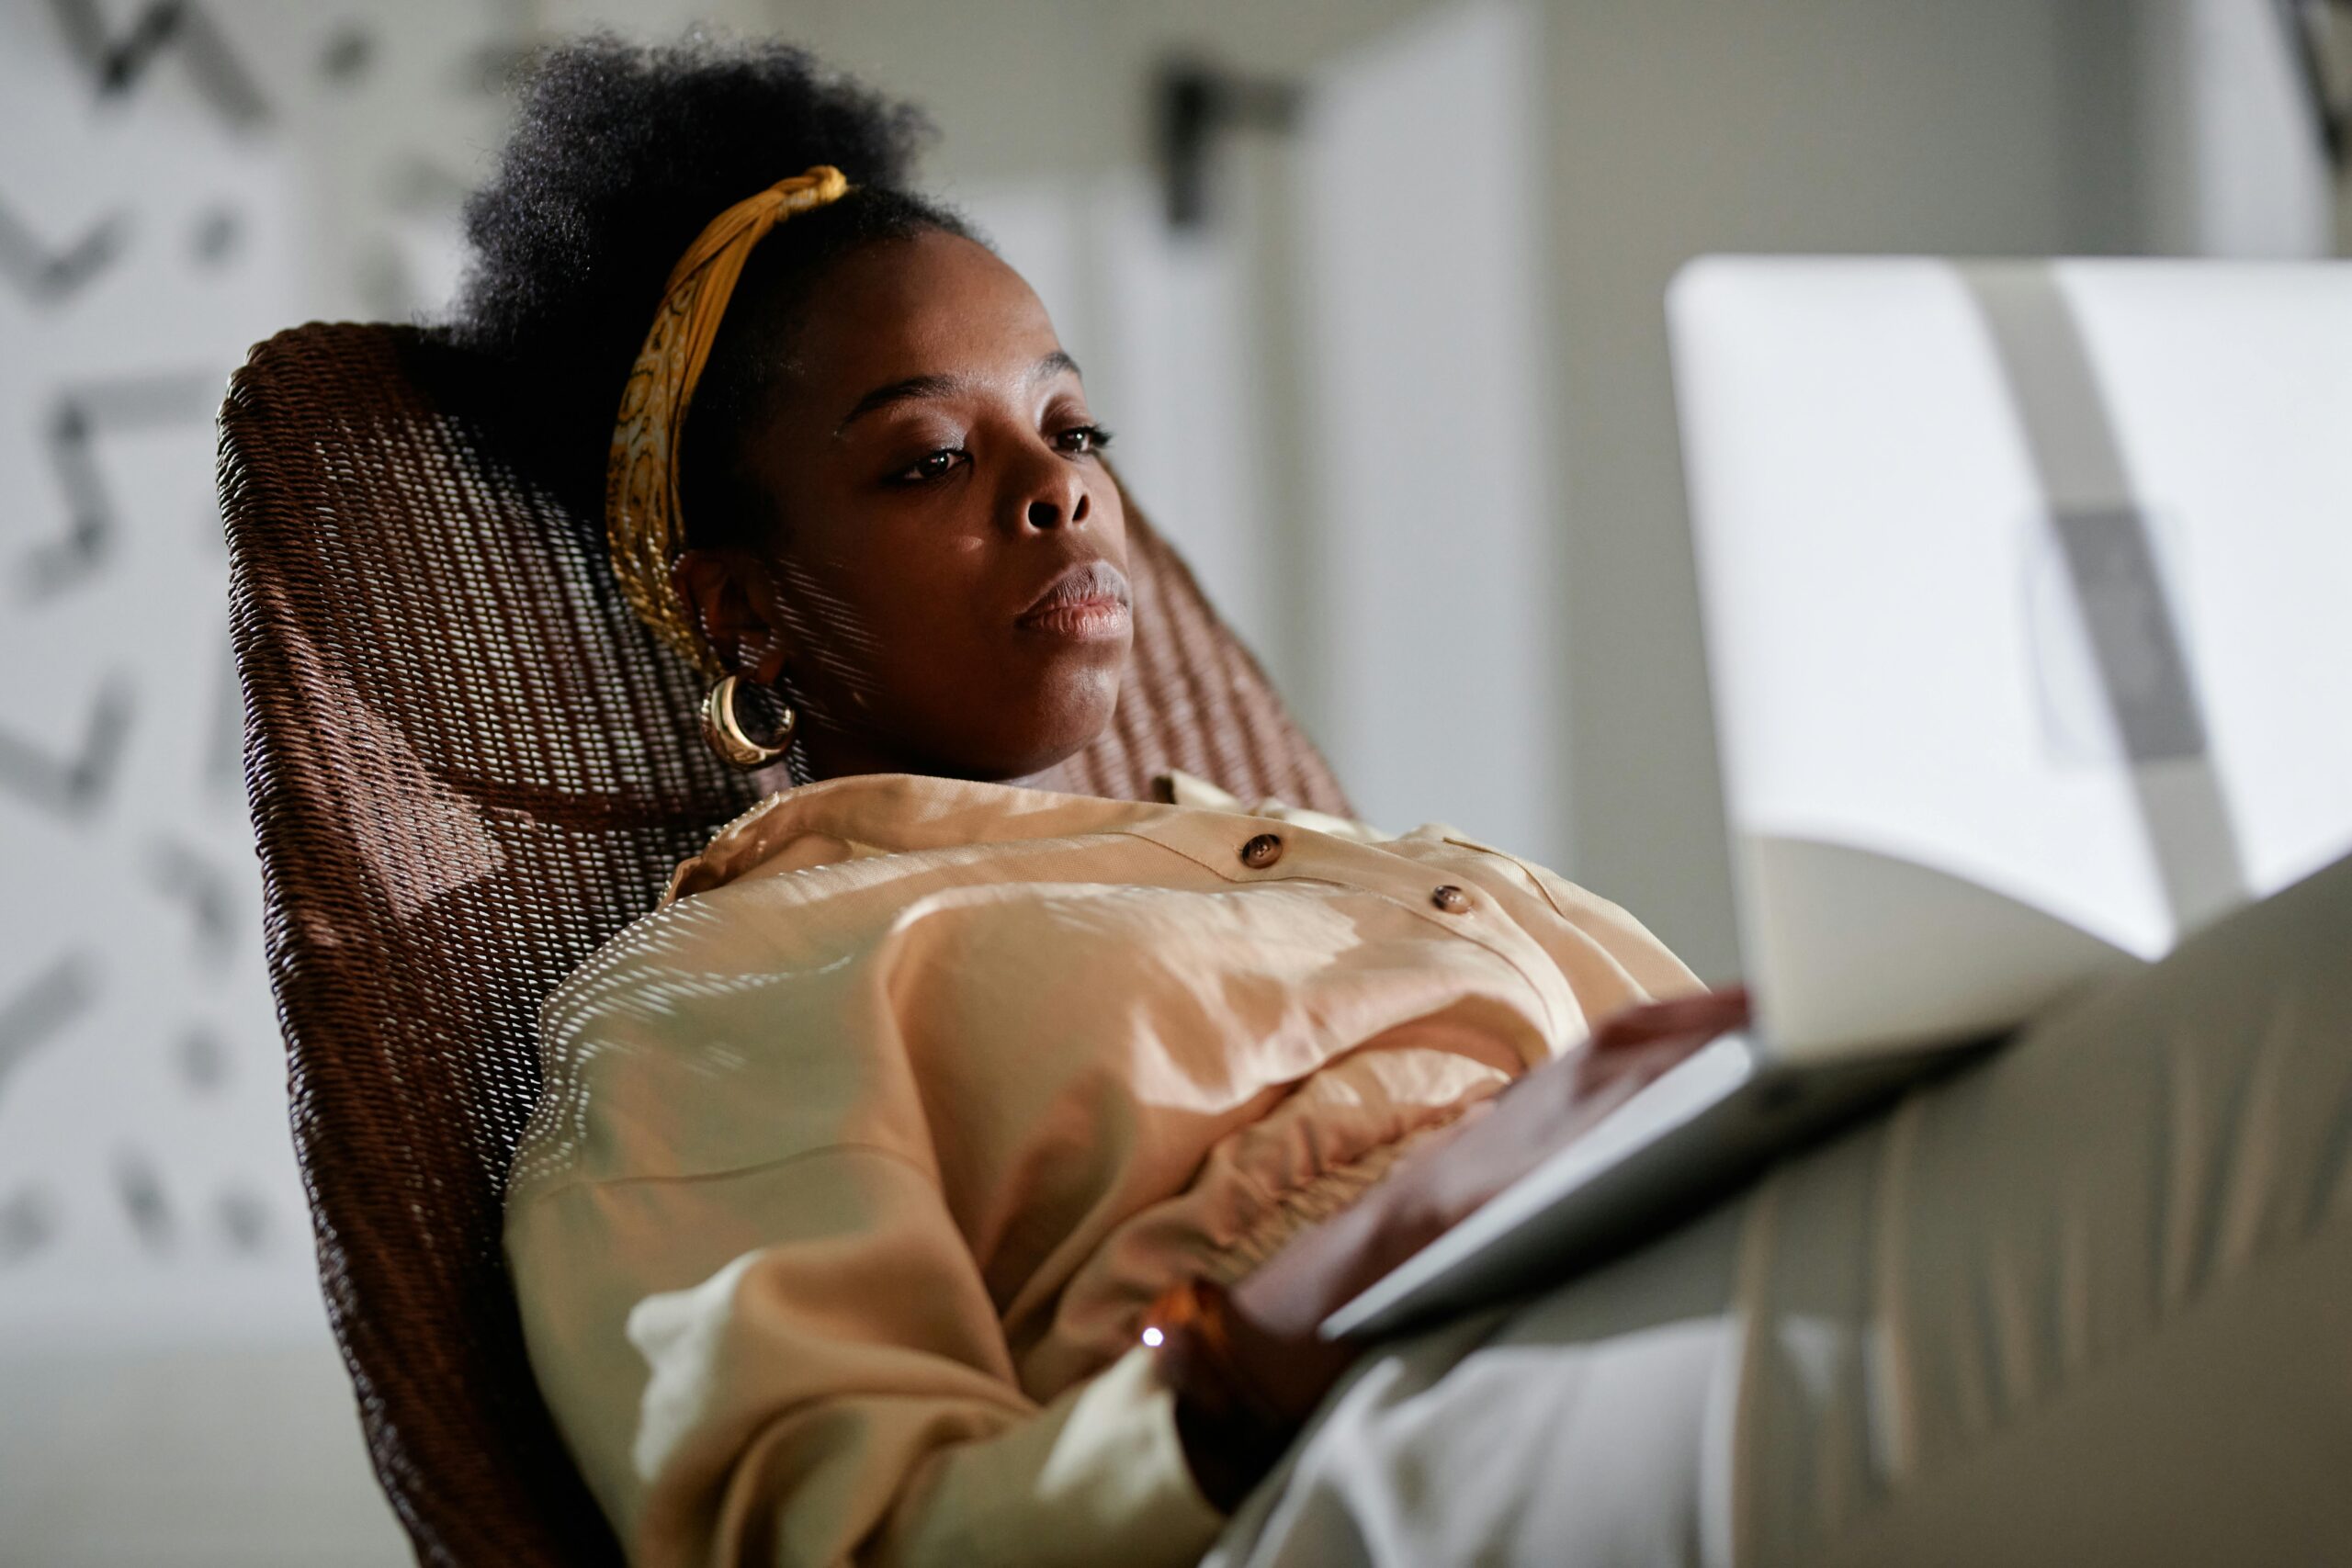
[505,772,1696,1567]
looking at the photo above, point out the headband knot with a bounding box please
[605,164,852,673]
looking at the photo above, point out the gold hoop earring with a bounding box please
[699,674,797,770]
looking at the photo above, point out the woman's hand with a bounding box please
[1371,985,1753,1260]
[1213,986,1753,1427]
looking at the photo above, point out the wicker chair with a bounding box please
[218,321,1349,1567]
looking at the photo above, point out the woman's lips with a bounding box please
[1017,559,1133,641]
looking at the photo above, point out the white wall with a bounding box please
[2,1344,405,1568]
[2141,0,2339,258]
[1298,1,1556,856]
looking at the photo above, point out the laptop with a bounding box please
[1324,256,2352,1341]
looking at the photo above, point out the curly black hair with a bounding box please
[453,33,978,539]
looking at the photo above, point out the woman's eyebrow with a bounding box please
[835,353,1084,435]
[836,373,967,434]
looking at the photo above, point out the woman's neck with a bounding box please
[752,715,924,791]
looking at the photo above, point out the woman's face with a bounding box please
[676,229,1130,782]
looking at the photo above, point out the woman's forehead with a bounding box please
[794,231,1064,400]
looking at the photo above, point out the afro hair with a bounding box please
[452,33,976,529]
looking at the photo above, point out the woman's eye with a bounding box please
[1054,423,1113,457]
[890,448,967,485]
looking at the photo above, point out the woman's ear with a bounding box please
[672,549,792,684]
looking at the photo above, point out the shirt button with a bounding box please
[1430,885,1472,914]
[1239,832,1284,869]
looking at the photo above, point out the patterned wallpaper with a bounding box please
[0,0,519,1346]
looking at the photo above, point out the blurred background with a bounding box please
[0,0,2346,1562]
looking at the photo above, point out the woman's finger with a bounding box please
[1590,984,1750,1051]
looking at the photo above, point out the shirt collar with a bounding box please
[662,773,1182,904]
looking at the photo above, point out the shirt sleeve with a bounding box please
[508,1143,1226,1567]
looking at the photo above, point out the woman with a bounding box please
[479,36,2352,1568]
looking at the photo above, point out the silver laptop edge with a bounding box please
[1322,256,2352,1342]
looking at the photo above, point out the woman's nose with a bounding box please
[1017,456,1091,532]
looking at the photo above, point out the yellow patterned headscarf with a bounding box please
[605,164,852,674]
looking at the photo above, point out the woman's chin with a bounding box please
[957,669,1125,782]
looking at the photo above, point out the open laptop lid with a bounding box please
[1668,257,2352,1055]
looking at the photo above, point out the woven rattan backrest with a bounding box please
[219,321,1346,1566]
